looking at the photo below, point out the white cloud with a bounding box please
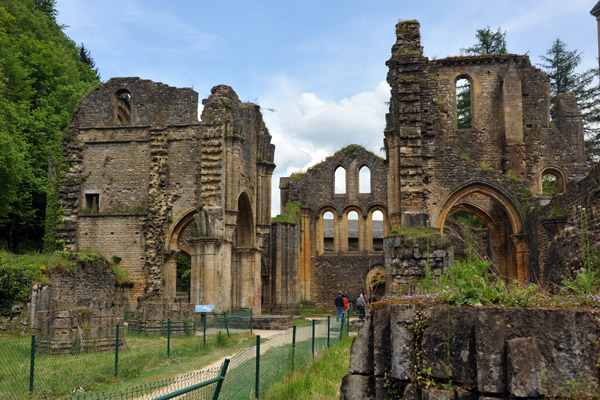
[261,78,390,215]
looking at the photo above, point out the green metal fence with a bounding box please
[0,313,252,400]
[219,314,349,399]
[0,312,348,400]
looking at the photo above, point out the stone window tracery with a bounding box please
[115,89,132,125]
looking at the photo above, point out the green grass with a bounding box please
[0,331,254,400]
[262,336,353,400]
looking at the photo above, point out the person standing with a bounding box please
[356,292,367,320]
[343,290,349,314]
[335,291,345,321]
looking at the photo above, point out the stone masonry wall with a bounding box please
[342,304,600,399]
[384,235,454,295]
[31,257,127,353]
[311,254,385,307]
[530,163,600,282]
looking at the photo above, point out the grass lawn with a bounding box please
[262,335,353,400]
[0,331,254,400]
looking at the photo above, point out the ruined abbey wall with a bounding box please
[276,146,388,306]
[59,78,274,313]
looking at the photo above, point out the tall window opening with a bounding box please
[176,252,191,301]
[456,78,472,129]
[334,167,346,194]
[359,166,371,193]
[116,89,132,125]
[323,211,334,252]
[371,210,384,251]
[347,211,359,251]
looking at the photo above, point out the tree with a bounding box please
[0,0,99,251]
[540,39,600,165]
[539,39,582,103]
[79,43,100,80]
[462,26,508,55]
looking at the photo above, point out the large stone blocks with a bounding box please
[341,304,600,399]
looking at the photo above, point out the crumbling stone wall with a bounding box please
[31,257,127,353]
[342,304,600,399]
[275,145,388,307]
[530,163,600,282]
[59,78,274,313]
[384,21,588,281]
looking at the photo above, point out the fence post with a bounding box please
[203,314,207,348]
[212,358,231,400]
[167,319,171,359]
[115,324,120,377]
[311,319,315,359]
[255,335,261,399]
[224,313,230,337]
[291,326,296,372]
[339,313,345,341]
[347,312,350,336]
[29,334,36,393]
[250,309,253,335]
[327,316,330,349]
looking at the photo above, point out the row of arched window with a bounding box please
[334,165,371,194]
[317,208,387,254]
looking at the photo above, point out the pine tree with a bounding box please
[540,39,600,165]
[79,43,101,80]
[462,26,508,55]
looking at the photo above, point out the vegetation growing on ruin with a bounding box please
[271,201,303,224]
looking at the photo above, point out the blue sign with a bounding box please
[195,305,215,313]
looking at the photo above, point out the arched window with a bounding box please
[371,210,384,251]
[456,77,471,129]
[334,166,346,194]
[347,210,359,251]
[116,89,132,125]
[540,167,566,196]
[323,211,335,252]
[359,166,371,193]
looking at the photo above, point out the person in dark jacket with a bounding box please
[335,291,345,321]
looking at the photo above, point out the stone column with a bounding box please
[190,238,231,312]
[163,255,178,300]
[300,208,311,300]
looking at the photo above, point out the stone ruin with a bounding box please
[42,19,600,348]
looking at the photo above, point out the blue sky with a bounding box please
[56,0,599,215]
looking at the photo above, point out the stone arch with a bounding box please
[317,206,338,254]
[366,205,388,252]
[365,265,386,301]
[537,166,567,195]
[236,192,254,248]
[163,208,197,299]
[433,181,527,280]
[115,89,132,125]
[342,205,364,252]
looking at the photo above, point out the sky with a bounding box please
[56,0,599,216]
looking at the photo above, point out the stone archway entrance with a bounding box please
[433,182,527,280]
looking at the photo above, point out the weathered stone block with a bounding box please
[340,374,376,400]
[506,336,543,398]
[390,305,416,380]
[348,315,373,374]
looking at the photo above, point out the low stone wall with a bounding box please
[252,315,293,330]
[341,304,600,399]
[384,235,454,295]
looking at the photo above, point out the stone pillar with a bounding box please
[503,61,526,178]
[163,255,177,300]
[300,208,312,300]
[190,238,232,312]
